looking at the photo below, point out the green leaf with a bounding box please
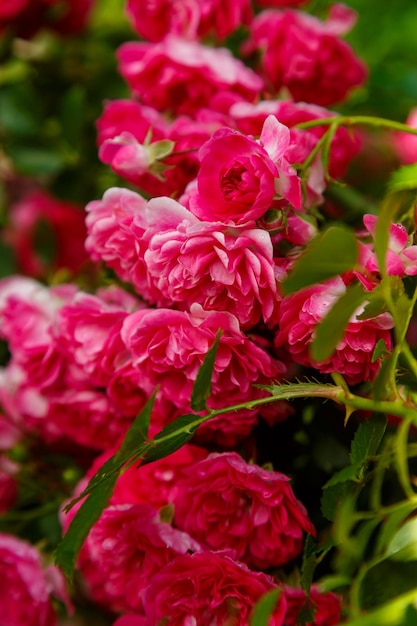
[55,475,116,580]
[148,139,175,161]
[191,331,222,412]
[321,482,356,522]
[250,588,281,626]
[371,339,390,363]
[301,535,318,594]
[350,414,386,467]
[310,282,367,362]
[388,164,417,193]
[324,464,363,488]
[359,559,417,611]
[281,225,359,295]
[56,395,156,578]
[141,414,200,465]
[376,502,417,556]
[385,518,417,562]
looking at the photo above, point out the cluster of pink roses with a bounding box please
[2,0,415,624]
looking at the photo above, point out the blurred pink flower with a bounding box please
[0,533,70,625]
[117,36,263,116]
[5,190,88,279]
[126,0,252,41]
[244,5,366,106]
[392,108,417,164]
[361,213,417,277]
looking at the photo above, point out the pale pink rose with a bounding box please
[96,100,173,194]
[141,552,287,626]
[361,214,417,277]
[127,0,252,41]
[75,503,202,614]
[85,187,150,292]
[392,108,417,164]
[143,196,281,328]
[99,132,153,177]
[174,452,315,569]
[282,585,341,626]
[121,303,285,445]
[0,533,69,626]
[4,190,88,279]
[189,116,301,224]
[244,6,366,106]
[117,36,263,116]
[275,277,394,385]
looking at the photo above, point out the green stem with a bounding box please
[296,115,417,136]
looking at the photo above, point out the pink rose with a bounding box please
[0,533,69,625]
[121,303,284,445]
[143,196,281,328]
[282,585,341,626]
[244,6,366,106]
[140,551,287,625]
[117,36,263,116]
[174,452,315,569]
[75,504,202,614]
[189,116,301,224]
[126,0,252,41]
[275,277,394,385]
